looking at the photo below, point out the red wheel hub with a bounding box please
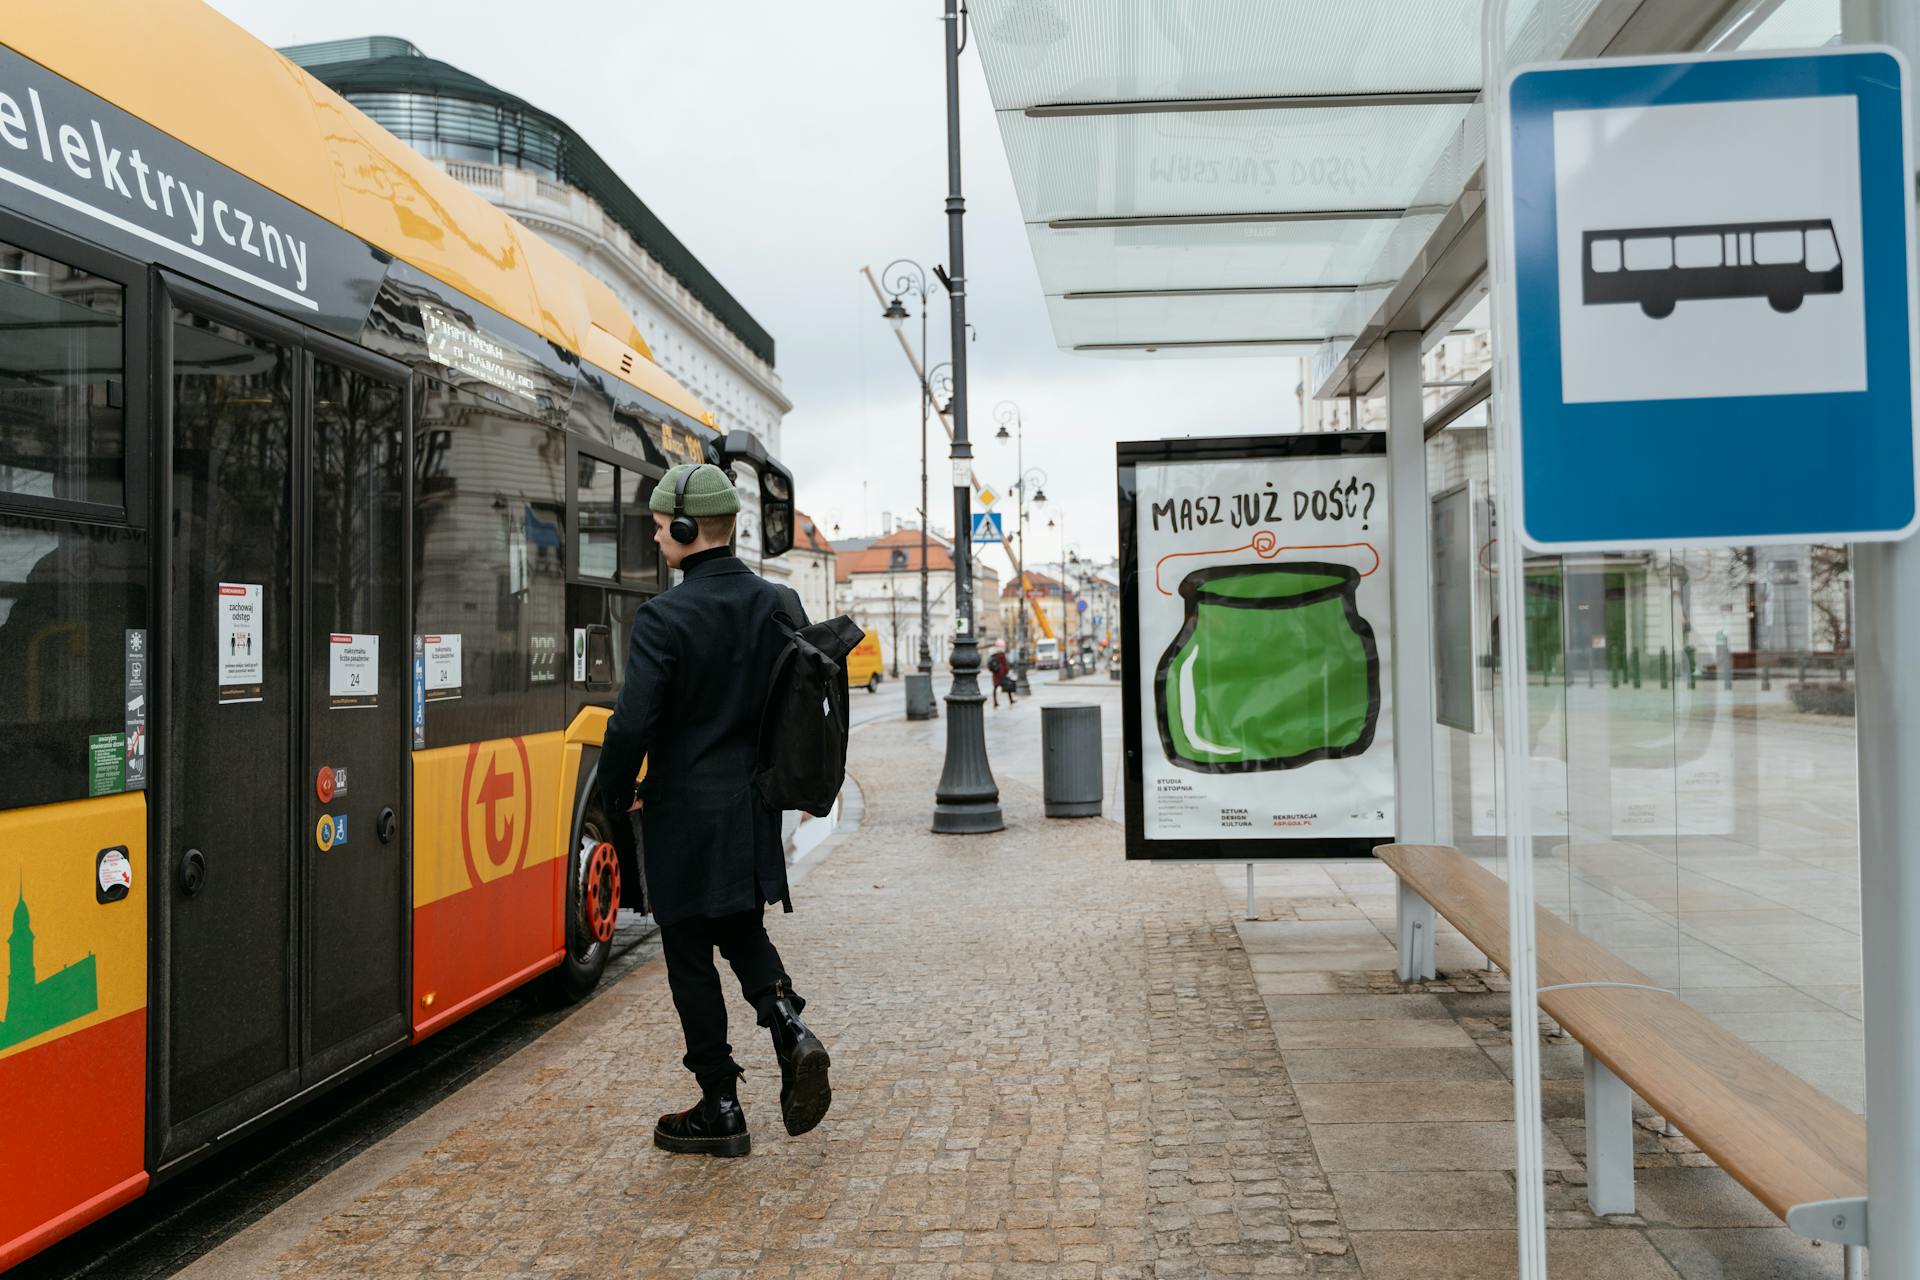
[585,841,620,944]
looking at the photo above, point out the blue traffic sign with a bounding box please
[1077,598,1088,614]
[970,512,1003,544]
[1504,48,1918,550]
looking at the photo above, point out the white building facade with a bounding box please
[286,37,794,579]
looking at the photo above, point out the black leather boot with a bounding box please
[654,1079,751,1157]
[766,990,831,1137]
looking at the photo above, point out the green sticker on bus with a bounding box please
[88,733,125,797]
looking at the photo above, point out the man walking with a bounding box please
[599,461,832,1158]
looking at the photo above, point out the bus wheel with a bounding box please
[1768,292,1803,313]
[1640,297,1675,319]
[552,801,620,1001]
[867,674,880,693]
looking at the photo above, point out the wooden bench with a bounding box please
[1377,843,1869,1269]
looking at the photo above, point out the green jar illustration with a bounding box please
[1155,562,1381,773]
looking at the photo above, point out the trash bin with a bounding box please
[905,672,937,720]
[1042,702,1103,818]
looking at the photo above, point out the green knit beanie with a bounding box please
[650,463,741,517]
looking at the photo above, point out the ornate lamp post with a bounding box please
[931,0,1002,833]
[881,261,937,691]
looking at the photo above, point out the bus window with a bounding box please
[413,377,564,745]
[0,241,125,510]
[0,517,147,809]
[1589,239,1621,273]
[576,453,618,579]
[1674,234,1722,269]
[1623,237,1673,271]
[1754,229,1805,265]
[618,467,662,588]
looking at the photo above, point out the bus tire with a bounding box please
[551,796,619,1002]
[867,674,880,693]
[1640,297,1675,319]
[1768,292,1803,314]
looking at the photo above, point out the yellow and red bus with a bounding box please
[0,2,794,1266]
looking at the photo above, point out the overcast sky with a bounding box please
[203,0,1302,579]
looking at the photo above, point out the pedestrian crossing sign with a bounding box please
[976,485,998,507]
[970,512,1003,544]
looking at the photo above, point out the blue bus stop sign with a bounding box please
[1504,48,1919,550]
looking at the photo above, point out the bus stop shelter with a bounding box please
[965,0,1919,1276]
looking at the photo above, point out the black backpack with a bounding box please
[753,610,865,816]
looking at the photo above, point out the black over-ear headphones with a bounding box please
[668,464,700,545]
[668,463,737,546]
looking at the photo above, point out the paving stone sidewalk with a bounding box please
[245,712,1352,1279]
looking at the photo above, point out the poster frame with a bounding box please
[1117,431,1391,862]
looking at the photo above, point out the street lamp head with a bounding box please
[1034,487,1048,505]
[994,423,1010,441]
[883,296,909,333]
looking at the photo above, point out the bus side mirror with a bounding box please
[712,429,795,558]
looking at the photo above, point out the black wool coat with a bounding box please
[598,548,806,927]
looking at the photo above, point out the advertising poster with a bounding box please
[1118,434,1394,860]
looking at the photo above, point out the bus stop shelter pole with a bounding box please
[1848,2,1920,1273]
[1386,329,1439,850]
[1481,0,1549,1275]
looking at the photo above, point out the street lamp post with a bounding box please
[881,260,937,686]
[931,0,1002,834]
[993,406,1050,696]
[1049,515,1074,678]
[886,547,907,679]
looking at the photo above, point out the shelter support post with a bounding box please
[1845,2,1916,1275]
[1385,330,1437,848]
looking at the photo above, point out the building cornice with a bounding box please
[503,192,793,414]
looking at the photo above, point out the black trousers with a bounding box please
[659,907,804,1090]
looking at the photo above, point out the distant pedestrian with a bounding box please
[988,640,1015,707]
[600,462,831,1159]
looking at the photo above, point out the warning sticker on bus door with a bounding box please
[218,582,264,703]
[328,634,379,708]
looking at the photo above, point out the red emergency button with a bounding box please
[316,765,336,804]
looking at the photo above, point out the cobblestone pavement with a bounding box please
[244,709,1351,1279]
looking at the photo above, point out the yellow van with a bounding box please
[847,628,884,692]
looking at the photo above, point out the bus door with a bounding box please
[160,281,408,1162]
[302,348,408,1082]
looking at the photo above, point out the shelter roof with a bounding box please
[965,0,1747,382]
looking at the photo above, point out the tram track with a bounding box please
[12,922,662,1280]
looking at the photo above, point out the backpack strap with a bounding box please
[755,629,798,774]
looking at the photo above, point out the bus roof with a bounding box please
[4,0,718,429]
